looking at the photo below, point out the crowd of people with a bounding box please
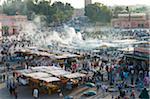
[0,29,149,99]
[86,29,150,40]
[1,50,150,98]
[3,54,149,99]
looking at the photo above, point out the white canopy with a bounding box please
[25,72,51,79]
[64,72,86,79]
[45,66,62,71]
[31,66,62,72]
[54,53,80,59]
[17,66,86,83]
[17,69,33,76]
[48,69,71,76]
[38,77,60,82]
[31,66,46,72]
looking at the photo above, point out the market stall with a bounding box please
[63,72,86,79]
[15,66,86,95]
[47,69,71,77]
[15,68,60,95]
[63,72,86,89]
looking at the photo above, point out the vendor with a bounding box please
[33,88,39,99]
[66,79,72,90]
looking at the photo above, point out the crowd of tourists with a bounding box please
[0,29,149,99]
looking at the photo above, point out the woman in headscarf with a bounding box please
[139,88,149,99]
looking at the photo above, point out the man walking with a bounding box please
[33,88,39,99]
[14,87,18,99]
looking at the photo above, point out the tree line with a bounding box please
[0,0,148,25]
[1,0,74,25]
[85,3,112,23]
[0,1,113,24]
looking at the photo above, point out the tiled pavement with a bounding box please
[0,84,61,99]
[0,82,149,99]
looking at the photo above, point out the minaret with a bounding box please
[85,0,92,7]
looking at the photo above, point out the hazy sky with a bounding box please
[1,0,150,8]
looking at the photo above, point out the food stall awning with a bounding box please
[48,69,71,76]
[64,72,86,79]
[15,48,56,58]
[64,53,80,58]
[44,66,62,71]
[31,66,62,71]
[125,54,149,61]
[54,55,68,59]
[16,48,81,60]
[54,53,81,59]
[38,77,60,82]
[25,72,51,79]
[16,69,33,76]
[31,66,46,72]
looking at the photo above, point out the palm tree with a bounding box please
[126,6,130,21]
[2,26,9,36]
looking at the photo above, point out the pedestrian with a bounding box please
[33,88,39,99]
[139,88,149,99]
[58,89,63,97]
[135,77,139,85]
[7,78,10,88]
[120,71,124,81]
[105,65,109,80]
[11,82,16,95]
[130,90,135,99]
[131,76,134,85]
[100,72,104,81]
[3,74,5,82]
[101,84,107,96]
[66,80,72,90]
[143,76,149,86]
[14,87,18,99]
[96,83,100,92]
[9,84,13,95]
[119,89,125,98]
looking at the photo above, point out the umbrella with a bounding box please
[64,96,73,99]
[85,82,96,87]
[83,90,97,96]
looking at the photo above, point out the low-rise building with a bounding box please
[124,42,149,71]
[0,14,27,36]
[111,13,150,29]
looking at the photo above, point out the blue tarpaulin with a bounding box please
[7,56,26,63]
